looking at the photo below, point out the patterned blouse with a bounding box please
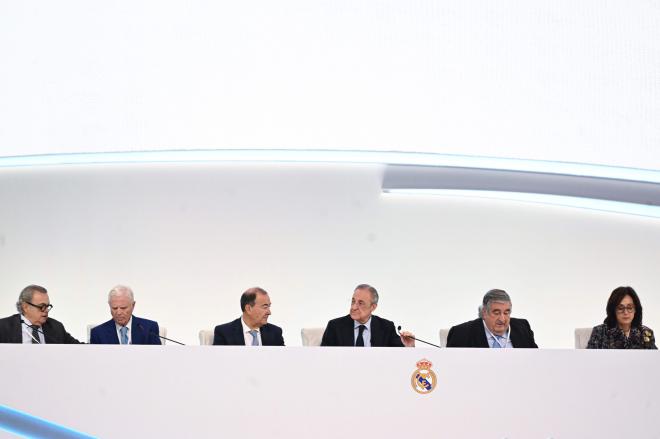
[587,324,657,349]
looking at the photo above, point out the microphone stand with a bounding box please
[137,323,186,345]
[397,325,441,348]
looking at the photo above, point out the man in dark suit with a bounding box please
[0,284,80,344]
[446,289,538,348]
[213,287,285,346]
[90,285,161,345]
[321,284,415,347]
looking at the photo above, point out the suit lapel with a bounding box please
[471,320,490,348]
[370,316,382,347]
[343,316,355,346]
[261,325,270,346]
[232,318,246,345]
[107,321,120,344]
[131,319,141,344]
[509,320,521,348]
[11,315,23,343]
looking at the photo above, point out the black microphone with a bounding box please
[137,323,185,346]
[397,325,441,348]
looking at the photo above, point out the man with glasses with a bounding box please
[321,284,415,347]
[446,289,537,348]
[0,284,80,344]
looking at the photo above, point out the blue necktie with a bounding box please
[249,330,259,346]
[120,326,129,345]
[492,335,504,348]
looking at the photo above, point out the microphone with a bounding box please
[397,326,441,348]
[137,323,185,346]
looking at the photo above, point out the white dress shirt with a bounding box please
[21,316,45,344]
[353,317,372,347]
[115,316,133,345]
[241,317,262,346]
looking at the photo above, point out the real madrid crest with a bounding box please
[411,358,437,394]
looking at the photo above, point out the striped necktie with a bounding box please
[492,335,504,348]
[249,330,259,346]
[120,326,129,344]
[31,326,40,344]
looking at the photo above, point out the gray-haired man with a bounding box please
[446,289,538,348]
[0,284,80,344]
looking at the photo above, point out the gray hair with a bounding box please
[481,289,511,315]
[355,284,379,305]
[108,285,135,302]
[16,284,48,314]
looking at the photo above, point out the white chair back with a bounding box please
[575,327,594,349]
[199,329,214,345]
[301,327,325,346]
[438,328,450,347]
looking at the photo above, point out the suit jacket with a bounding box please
[0,313,80,344]
[213,318,285,346]
[446,317,538,348]
[90,316,161,345]
[321,314,404,347]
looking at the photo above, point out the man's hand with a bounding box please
[400,331,415,347]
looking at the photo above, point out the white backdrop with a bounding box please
[1,1,659,347]
[0,162,658,347]
[0,0,659,170]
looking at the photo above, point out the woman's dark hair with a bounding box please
[604,286,643,328]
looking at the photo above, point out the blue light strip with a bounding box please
[0,404,95,439]
[383,189,660,219]
[1,149,660,184]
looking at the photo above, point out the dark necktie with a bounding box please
[32,326,40,344]
[355,325,366,347]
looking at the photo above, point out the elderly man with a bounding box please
[213,287,285,346]
[90,285,161,345]
[0,284,80,344]
[321,284,415,347]
[446,289,538,348]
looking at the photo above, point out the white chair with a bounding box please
[87,323,167,344]
[199,329,214,345]
[575,327,594,349]
[301,327,325,346]
[438,328,450,347]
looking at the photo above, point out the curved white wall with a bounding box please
[0,163,658,347]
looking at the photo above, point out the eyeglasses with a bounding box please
[616,304,635,314]
[25,301,53,312]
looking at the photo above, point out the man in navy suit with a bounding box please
[321,284,415,347]
[90,285,161,345]
[213,287,285,346]
[446,289,538,348]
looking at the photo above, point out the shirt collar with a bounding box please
[482,319,509,341]
[241,317,260,334]
[354,316,372,331]
[115,316,133,332]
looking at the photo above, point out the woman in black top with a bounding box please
[587,286,656,349]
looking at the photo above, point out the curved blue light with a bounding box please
[1,149,659,184]
[0,404,95,438]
